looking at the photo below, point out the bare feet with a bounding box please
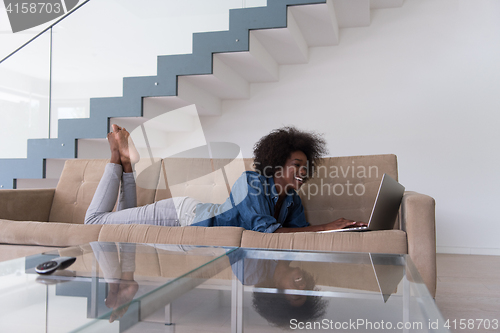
[111,124,140,166]
[105,280,139,323]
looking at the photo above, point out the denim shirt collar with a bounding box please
[267,176,294,208]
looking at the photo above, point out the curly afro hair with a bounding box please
[252,269,327,328]
[252,292,327,328]
[253,126,328,178]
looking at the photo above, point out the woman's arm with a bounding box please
[274,218,367,233]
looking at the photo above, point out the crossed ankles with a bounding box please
[107,124,140,173]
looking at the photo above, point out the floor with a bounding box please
[435,253,500,333]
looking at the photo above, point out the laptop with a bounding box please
[320,173,405,233]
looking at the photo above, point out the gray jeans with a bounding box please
[84,163,200,226]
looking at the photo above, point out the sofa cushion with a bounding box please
[97,225,244,247]
[49,159,162,224]
[241,230,407,254]
[155,158,255,203]
[298,154,400,228]
[0,220,102,246]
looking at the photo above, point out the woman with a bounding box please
[85,125,366,232]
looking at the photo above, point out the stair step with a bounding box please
[109,117,149,132]
[16,178,59,189]
[77,139,112,159]
[332,0,370,28]
[45,158,67,179]
[214,34,279,83]
[370,0,404,9]
[178,56,250,100]
[251,9,309,64]
[143,97,192,119]
[290,1,339,47]
[177,77,222,116]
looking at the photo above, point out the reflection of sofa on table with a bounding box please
[0,154,436,297]
[57,243,400,300]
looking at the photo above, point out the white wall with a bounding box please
[200,0,500,254]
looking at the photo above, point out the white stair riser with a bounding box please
[333,0,370,28]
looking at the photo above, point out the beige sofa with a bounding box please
[0,154,436,296]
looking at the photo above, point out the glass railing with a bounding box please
[0,29,51,159]
[0,0,267,159]
[0,0,90,61]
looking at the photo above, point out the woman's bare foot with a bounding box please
[107,132,121,165]
[105,283,120,309]
[111,124,140,166]
[108,280,139,323]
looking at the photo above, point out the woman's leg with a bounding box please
[86,193,181,226]
[84,163,172,225]
[85,129,124,223]
[84,163,124,224]
[118,172,137,211]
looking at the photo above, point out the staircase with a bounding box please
[0,0,403,189]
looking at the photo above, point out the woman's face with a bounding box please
[274,150,308,194]
[276,266,308,306]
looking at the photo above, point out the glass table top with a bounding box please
[0,242,449,332]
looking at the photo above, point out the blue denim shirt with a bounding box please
[191,171,309,233]
[227,252,278,285]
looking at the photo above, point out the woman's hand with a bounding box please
[322,218,367,231]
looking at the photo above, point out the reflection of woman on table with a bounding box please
[90,242,139,323]
[91,242,326,327]
[230,254,327,328]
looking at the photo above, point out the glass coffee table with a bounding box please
[0,242,449,332]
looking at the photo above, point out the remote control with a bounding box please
[35,256,76,275]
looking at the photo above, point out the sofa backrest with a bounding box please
[49,159,162,223]
[49,154,398,227]
[155,158,256,203]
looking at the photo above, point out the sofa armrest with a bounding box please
[401,191,436,298]
[0,189,55,222]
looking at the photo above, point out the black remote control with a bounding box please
[35,256,76,275]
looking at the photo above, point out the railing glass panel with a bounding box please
[0,29,51,158]
[0,0,89,61]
